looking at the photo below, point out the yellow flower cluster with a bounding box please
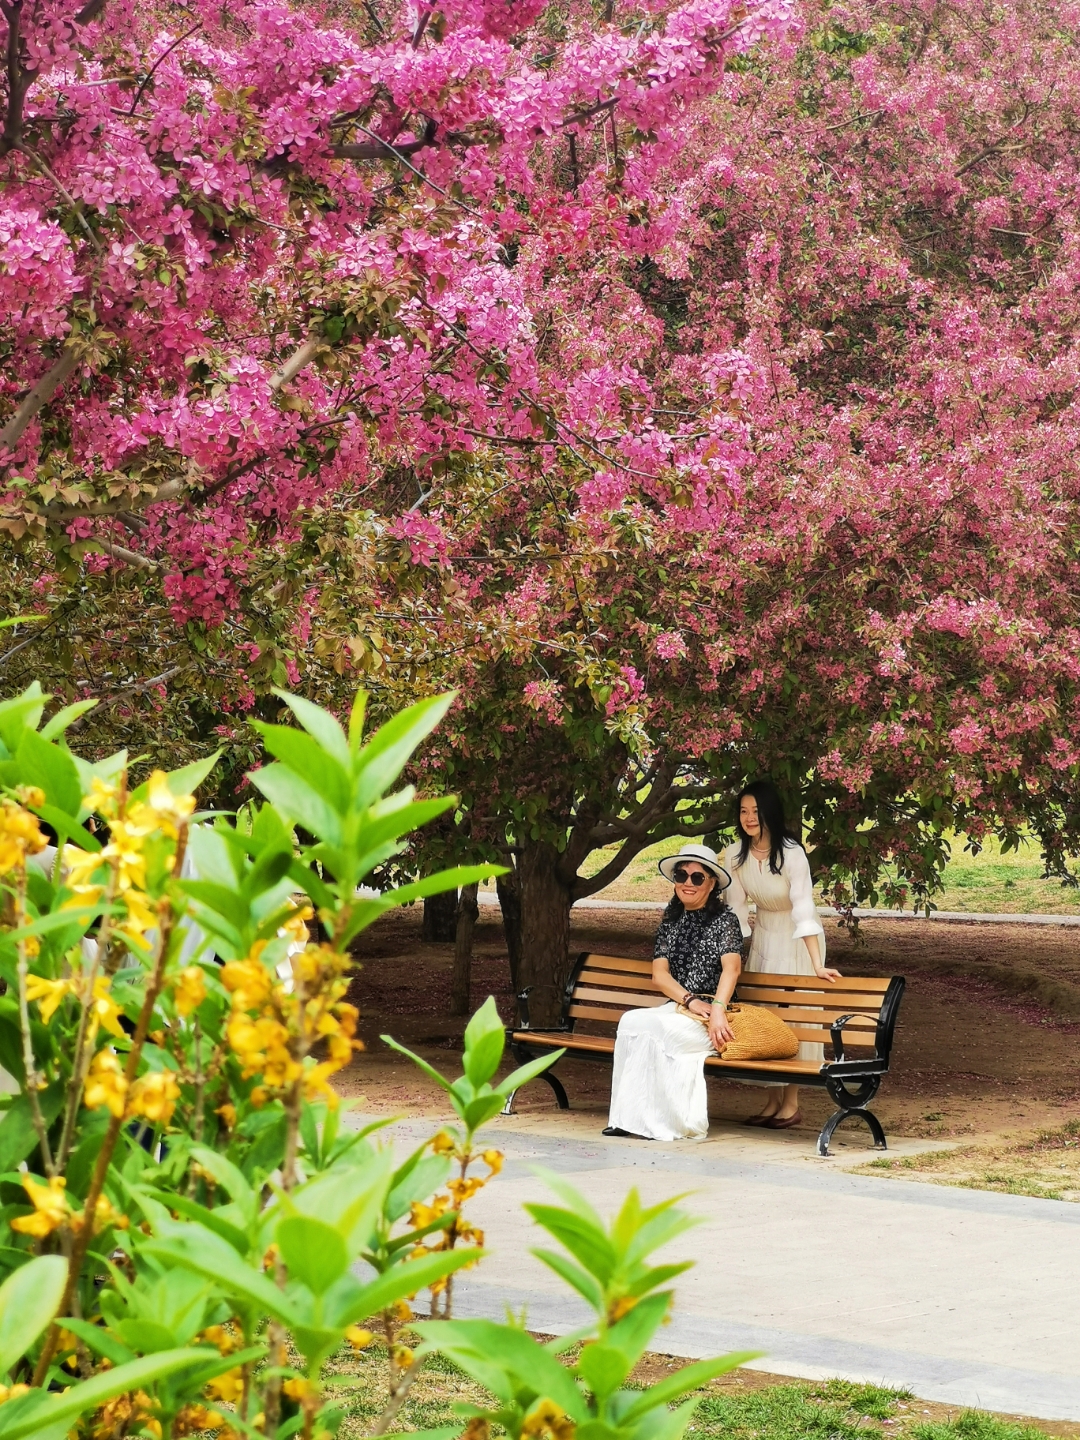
[10,1174,126,1238]
[407,1146,503,1286]
[92,1389,160,1440]
[25,969,125,1038]
[522,1398,577,1440]
[65,771,194,953]
[83,1048,181,1125]
[0,796,46,873]
[221,932,361,1109]
[173,965,206,1017]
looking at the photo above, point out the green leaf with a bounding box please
[523,1205,618,1284]
[143,1227,296,1325]
[14,729,81,815]
[146,1191,250,1254]
[0,1085,64,1173]
[0,687,46,755]
[530,1248,603,1311]
[129,751,221,803]
[0,1348,214,1440]
[462,996,505,1086]
[278,1216,349,1294]
[353,692,457,809]
[39,701,97,741]
[250,722,351,814]
[576,1343,629,1401]
[380,1035,454,1094]
[0,1255,66,1374]
[59,1318,135,1367]
[496,1049,564,1098]
[272,689,351,768]
[342,1246,483,1326]
[413,1319,587,1420]
[246,762,342,846]
[617,1354,760,1423]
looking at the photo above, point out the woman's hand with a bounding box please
[814,966,842,983]
[708,1004,734,1050]
[686,998,712,1018]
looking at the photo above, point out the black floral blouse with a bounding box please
[653,901,744,996]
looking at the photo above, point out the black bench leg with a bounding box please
[541,1068,570,1110]
[817,1105,887,1157]
[500,1069,569,1115]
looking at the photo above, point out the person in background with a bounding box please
[724,780,841,1129]
[604,844,743,1141]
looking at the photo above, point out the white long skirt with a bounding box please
[608,1003,714,1141]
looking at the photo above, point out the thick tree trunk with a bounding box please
[516,840,575,1029]
[496,870,523,994]
[450,883,480,1016]
[422,889,458,943]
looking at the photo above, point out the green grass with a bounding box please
[315,1343,1066,1440]
[497,831,1080,914]
[909,1410,1050,1440]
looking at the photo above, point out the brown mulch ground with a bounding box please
[339,907,1080,1142]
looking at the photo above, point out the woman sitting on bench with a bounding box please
[604,844,744,1141]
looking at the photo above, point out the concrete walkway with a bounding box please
[384,1115,1080,1421]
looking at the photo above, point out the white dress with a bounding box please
[724,839,827,1068]
[607,904,744,1141]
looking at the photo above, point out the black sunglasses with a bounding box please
[672,867,711,887]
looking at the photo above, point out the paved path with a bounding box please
[476,892,1080,925]
[382,1116,1080,1421]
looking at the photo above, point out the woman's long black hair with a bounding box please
[733,780,799,874]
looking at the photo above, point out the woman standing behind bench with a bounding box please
[724,781,841,1130]
[604,844,743,1141]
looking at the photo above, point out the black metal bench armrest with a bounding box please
[830,1011,859,1061]
[821,1058,889,1078]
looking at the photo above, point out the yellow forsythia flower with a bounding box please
[174,965,206,1017]
[127,1070,180,1125]
[522,1399,577,1440]
[143,770,196,834]
[84,1048,128,1118]
[205,1367,244,1404]
[431,1130,456,1155]
[0,1384,29,1405]
[24,974,73,1023]
[283,1377,313,1401]
[482,1149,504,1175]
[11,1174,70,1237]
[221,959,272,1011]
[344,1326,374,1350]
[89,976,127,1038]
[0,799,46,873]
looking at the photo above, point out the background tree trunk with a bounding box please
[422,889,458,943]
[450,882,480,1015]
[516,840,574,1029]
[496,870,523,995]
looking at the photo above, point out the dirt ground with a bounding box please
[339,907,1080,1143]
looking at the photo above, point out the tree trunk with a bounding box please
[422,889,458,943]
[450,883,480,1016]
[516,840,575,1029]
[496,870,523,995]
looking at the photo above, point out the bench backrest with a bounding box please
[566,953,902,1061]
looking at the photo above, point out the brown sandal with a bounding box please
[763,1111,802,1129]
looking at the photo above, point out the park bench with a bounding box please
[503,953,906,1156]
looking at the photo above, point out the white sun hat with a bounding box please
[657,843,732,890]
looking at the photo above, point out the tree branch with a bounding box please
[0,345,80,460]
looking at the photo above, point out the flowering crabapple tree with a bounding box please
[0,0,795,773]
[300,0,1080,1024]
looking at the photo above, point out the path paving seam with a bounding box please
[476,892,1080,925]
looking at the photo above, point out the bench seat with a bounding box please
[504,952,905,1156]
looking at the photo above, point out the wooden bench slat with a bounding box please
[575,985,667,1006]
[579,968,662,990]
[738,972,891,993]
[568,1003,636,1023]
[749,1005,875,1028]
[736,986,886,1011]
[584,954,654,973]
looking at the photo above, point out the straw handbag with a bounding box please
[678,997,799,1061]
